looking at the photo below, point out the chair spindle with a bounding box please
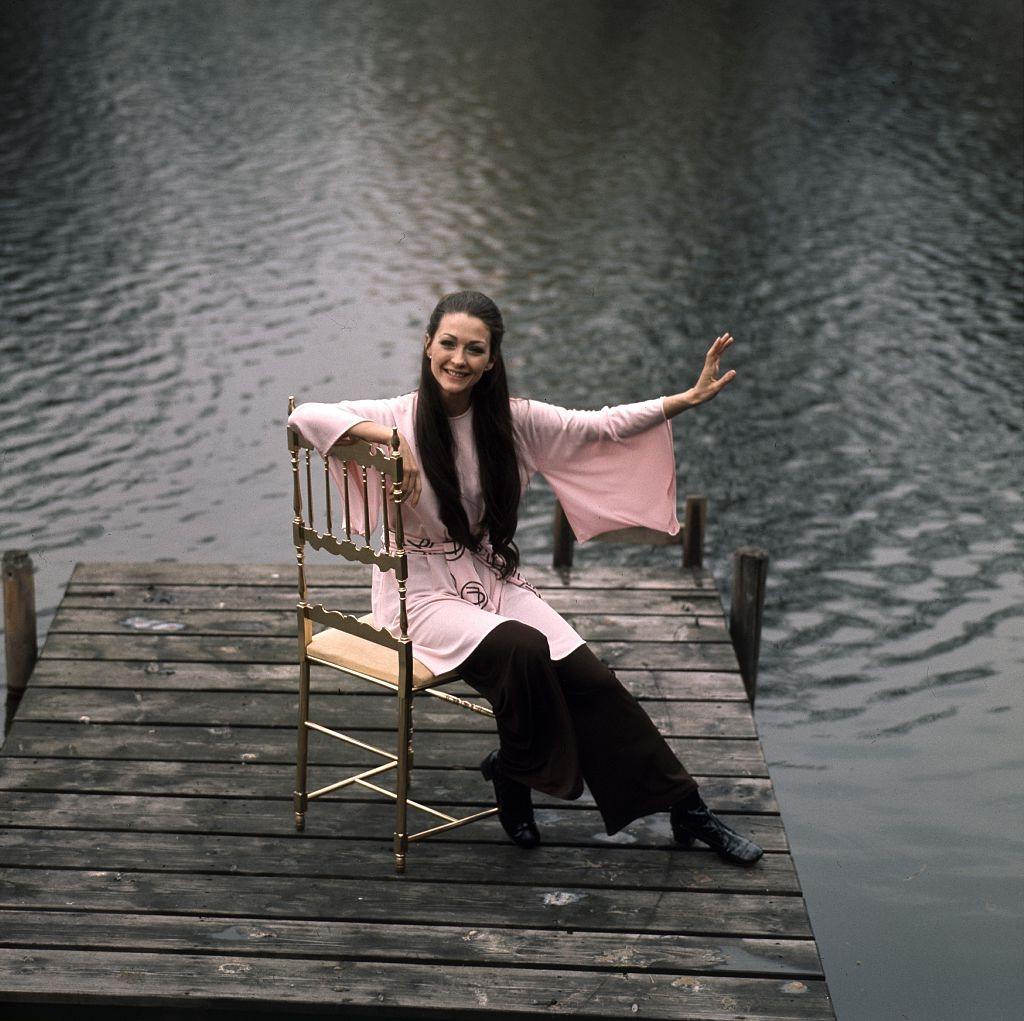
[324,457,333,535]
[304,450,314,528]
[380,462,391,553]
[360,466,371,544]
[341,461,351,540]
[290,444,302,523]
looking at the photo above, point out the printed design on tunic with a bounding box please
[386,530,499,609]
[386,528,539,602]
[386,530,452,555]
[458,580,488,606]
[443,542,466,563]
[507,571,539,597]
[475,546,539,596]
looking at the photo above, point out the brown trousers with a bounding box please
[456,619,698,835]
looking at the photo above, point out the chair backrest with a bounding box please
[287,396,412,659]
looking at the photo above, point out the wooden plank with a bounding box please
[62,582,724,617]
[22,660,750,700]
[0,827,799,893]
[0,947,834,1018]
[11,688,755,737]
[2,722,766,774]
[0,792,790,851]
[70,561,720,591]
[37,633,741,671]
[0,868,813,938]
[49,606,732,643]
[0,758,777,812]
[0,911,824,978]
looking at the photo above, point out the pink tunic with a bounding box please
[287,391,679,674]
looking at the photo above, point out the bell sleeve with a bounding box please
[287,398,399,539]
[512,396,681,543]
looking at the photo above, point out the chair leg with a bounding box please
[393,688,413,873]
[294,657,311,832]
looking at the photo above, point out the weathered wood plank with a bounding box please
[11,688,755,737]
[49,606,732,643]
[37,632,741,670]
[0,792,790,851]
[62,582,724,617]
[22,660,750,700]
[0,828,799,893]
[0,947,834,1018]
[0,910,824,978]
[0,758,777,812]
[2,722,767,774]
[70,561,719,591]
[0,868,813,938]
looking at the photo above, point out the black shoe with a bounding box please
[480,750,540,849]
[670,797,763,865]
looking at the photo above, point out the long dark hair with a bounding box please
[415,290,521,580]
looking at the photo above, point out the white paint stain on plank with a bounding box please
[542,891,584,906]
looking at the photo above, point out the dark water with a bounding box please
[2,1,1022,1017]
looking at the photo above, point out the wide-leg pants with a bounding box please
[456,619,699,835]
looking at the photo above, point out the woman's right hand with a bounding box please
[333,424,421,507]
[394,431,421,508]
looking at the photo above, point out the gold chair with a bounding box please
[287,397,498,873]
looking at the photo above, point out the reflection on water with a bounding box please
[1,0,1021,1016]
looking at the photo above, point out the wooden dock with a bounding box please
[0,560,835,1019]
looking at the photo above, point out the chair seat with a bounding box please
[307,614,452,690]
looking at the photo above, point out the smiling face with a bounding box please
[424,312,495,415]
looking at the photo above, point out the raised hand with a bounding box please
[690,332,737,405]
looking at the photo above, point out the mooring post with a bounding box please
[682,494,707,569]
[3,549,38,731]
[552,501,575,570]
[730,546,768,706]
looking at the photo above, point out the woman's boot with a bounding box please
[480,749,541,849]
[670,792,763,865]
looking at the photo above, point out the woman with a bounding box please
[288,290,762,865]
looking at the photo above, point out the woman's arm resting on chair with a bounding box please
[287,403,423,508]
[662,332,737,419]
[336,421,394,445]
[334,422,422,509]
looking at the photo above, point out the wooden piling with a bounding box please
[683,494,707,568]
[3,549,38,730]
[552,501,575,569]
[730,546,768,705]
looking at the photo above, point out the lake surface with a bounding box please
[1,1,1022,1017]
